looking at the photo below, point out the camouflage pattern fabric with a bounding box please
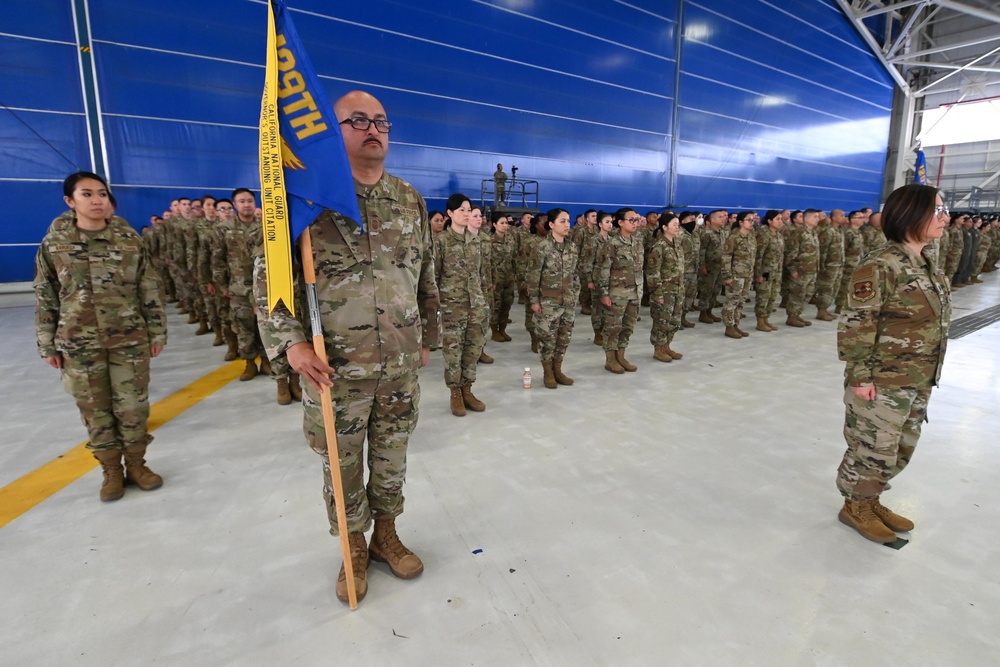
[974,227,992,274]
[646,235,684,345]
[519,234,541,334]
[678,228,699,313]
[697,226,726,310]
[436,227,488,387]
[754,225,784,317]
[815,223,845,311]
[595,232,643,350]
[490,232,517,331]
[527,236,579,362]
[255,172,439,536]
[836,226,865,309]
[721,230,756,327]
[572,224,595,311]
[784,225,820,317]
[860,224,886,256]
[581,232,609,333]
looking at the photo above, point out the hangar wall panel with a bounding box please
[2,0,893,283]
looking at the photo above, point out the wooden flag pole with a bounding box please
[300,230,358,610]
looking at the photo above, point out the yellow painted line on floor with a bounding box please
[0,360,246,529]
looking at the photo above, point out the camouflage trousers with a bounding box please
[590,297,604,333]
[199,283,219,323]
[216,293,232,330]
[190,274,206,318]
[754,274,779,317]
[684,271,698,312]
[837,385,931,499]
[491,279,515,330]
[61,345,152,451]
[441,305,488,387]
[785,271,817,317]
[155,261,175,300]
[303,373,419,535]
[649,292,682,345]
[814,266,843,310]
[721,277,751,326]
[600,297,639,351]
[578,272,593,311]
[697,267,723,310]
[230,294,264,360]
[533,301,576,362]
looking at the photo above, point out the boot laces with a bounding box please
[856,499,879,522]
[378,526,412,559]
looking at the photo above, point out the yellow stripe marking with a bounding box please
[0,360,246,529]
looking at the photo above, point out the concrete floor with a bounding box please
[1,273,999,666]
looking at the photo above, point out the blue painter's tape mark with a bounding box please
[472,548,483,555]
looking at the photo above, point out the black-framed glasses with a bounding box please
[624,216,642,223]
[339,116,392,133]
[934,205,949,216]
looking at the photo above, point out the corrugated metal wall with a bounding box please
[1,0,894,282]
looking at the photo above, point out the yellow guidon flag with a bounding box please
[258,0,363,316]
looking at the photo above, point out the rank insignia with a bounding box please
[853,280,875,302]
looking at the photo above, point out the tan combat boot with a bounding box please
[552,356,574,385]
[259,355,273,376]
[462,384,486,412]
[123,445,163,491]
[785,313,807,328]
[336,532,370,604]
[542,360,558,388]
[93,449,125,502]
[756,316,771,332]
[449,386,466,416]
[653,345,672,362]
[239,359,258,381]
[195,317,209,336]
[530,332,539,353]
[838,498,897,543]
[872,498,914,532]
[681,312,695,328]
[709,309,722,322]
[604,350,624,374]
[698,309,714,324]
[615,349,637,372]
[186,312,198,324]
[211,321,224,346]
[276,378,292,405]
[369,516,424,580]
[734,323,750,337]
[666,334,683,359]
[815,308,836,321]
[834,305,843,314]
[289,372,302,401]
[764,316,779,331]
[224,332,238,362]
[725,325,742,339]
[499,324,512,342]
[491,325,505,343]
[593,331,604,346]
[478,350,494,364]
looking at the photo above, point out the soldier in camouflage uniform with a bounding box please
[972,217,993,281]
[836,184,950,544]
[167,199,194,317]
[213,188,272,382]
[860,212,887,257]
[646,214,685,362]
[753,210,784,331]
[697,210,728,324]
[779,210,802,308]
[256,91,440,604]
[720,212,757,338]
[436,193,489,416]
[595,208,644,373]
[34,172,166,502]
[526,208,579,388]
[784,209,821,327]
[468,206,494,365]
[518,216,547,352]
[581,212,614,344]
[814,209,846,321]
[677,212,700,329]
[185,198,208,331]
[836,211,867,312]
[211,198,239,361]
[489,214,517,343]
[572,209,597,315]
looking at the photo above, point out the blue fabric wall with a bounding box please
[1,0,893,282]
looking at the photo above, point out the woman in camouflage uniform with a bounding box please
[835,184,951,544]
[490,214,517,343]
[34,172,166,502]
[645,214,685,362]
[753,210,784,331]
[720,212,757,339]
[581,211,613,345]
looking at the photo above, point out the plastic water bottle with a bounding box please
[523,367,532,389]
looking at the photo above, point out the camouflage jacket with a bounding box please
[255,172,440,381]
[195,218,218,284]
[678,228,699,274]
[595,232,644,301]
[581,233,609,285]
[491,233,517,286]
[571,224,595,270]
[474,232,493,298]
[213,217,261,297]
[34,214,166,357]
[817,223,845,269]
[166,216,191,271]
[698,226,726,271]
[645,235,684,299]
[785,226,820,275]
[517,233,542,282]
[754,226,784,278]
[842,226,864,270]
[838,242,950,389]
[435,226,487,313]
[526,236,580,307]
[861,224,886,256]
[721,230,757,281]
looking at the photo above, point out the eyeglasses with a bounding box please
[624,216,642,223]
[191,204,202,209]
[339,116,392,133]
[934,205,949,216]
[217,207,233,211]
